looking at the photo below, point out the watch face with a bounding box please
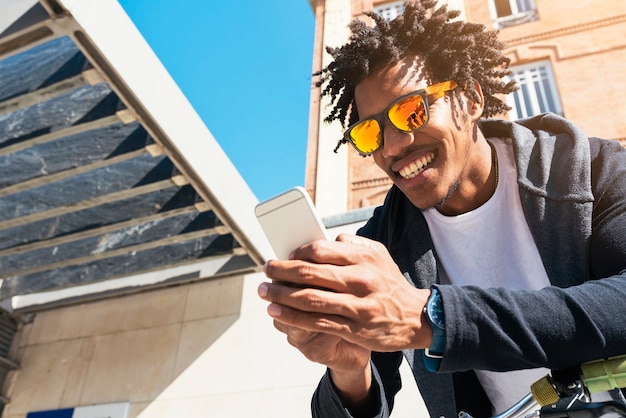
[427,292,445,329]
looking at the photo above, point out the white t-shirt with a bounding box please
[423,138,551,414]
[421,138,614,414]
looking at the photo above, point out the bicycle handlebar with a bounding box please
[459,355,626,418]
[581,356,626,393]
[531,355,626,407]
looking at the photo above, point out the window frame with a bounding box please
[489,0,538,28]
[373,1,405,21]
[505,60,563,120]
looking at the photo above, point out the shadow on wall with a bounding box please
[5,275,245,417]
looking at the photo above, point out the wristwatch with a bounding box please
[423,287,446,372]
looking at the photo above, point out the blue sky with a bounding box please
[117,1,316,201]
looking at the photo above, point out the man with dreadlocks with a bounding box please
[257,0,626,416]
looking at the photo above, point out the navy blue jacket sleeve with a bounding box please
[311,354,402,418]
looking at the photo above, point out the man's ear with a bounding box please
[468,79,485,121]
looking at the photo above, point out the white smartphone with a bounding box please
[255,186,328,260]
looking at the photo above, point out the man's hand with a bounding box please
[258,233,433,354]
[258,233,434,408]
[270,322,373,407]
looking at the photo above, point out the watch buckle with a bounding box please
[424,348,444,359]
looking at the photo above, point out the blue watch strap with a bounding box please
[422,287,445,372]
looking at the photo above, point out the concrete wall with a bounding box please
[3,274,322,418]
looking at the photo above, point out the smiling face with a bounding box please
[354,57,494,215]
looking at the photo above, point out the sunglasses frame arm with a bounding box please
[424,80,458,99]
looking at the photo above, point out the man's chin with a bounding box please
[399,180,460,212]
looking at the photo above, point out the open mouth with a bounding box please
[398,151,436,179]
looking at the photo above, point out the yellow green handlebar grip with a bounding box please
[581,355,626,393]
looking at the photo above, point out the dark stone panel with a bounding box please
[0,211,219,274]
[2,234,240,297]
[0,310,17,358]
[0,36,89,102]
[0,185,201,249]
[159,186,202,212]
[0,84,124,148]
[133,157,178,187]
[198,234,237,257]
[0,154,174,222]
[0,3,50,39]
[215,254,257,275]
[0,122,151,188]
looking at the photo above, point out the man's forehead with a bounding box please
[358,58,429,94]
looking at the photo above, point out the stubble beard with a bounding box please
[434,178,461,211]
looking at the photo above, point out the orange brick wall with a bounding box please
[348,151,392,209]
[307,0,626,211]
[467,0,626,143]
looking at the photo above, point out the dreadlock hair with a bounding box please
[315,0,517,136]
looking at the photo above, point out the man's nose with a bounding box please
[380,123,414,158]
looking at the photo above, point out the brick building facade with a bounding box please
[306,0,626,212]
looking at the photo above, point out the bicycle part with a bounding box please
[457,393,540,418]
[581,357,626,394]
[540,399,626,418]
[492,393,540,418]
[531,376,590,407]
[532,375,562,406]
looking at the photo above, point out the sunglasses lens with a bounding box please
[349,119,382,154]
[388,94,427,132]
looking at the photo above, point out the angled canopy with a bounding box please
[0,0,273,312]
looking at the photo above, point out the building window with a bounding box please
[506,61,562,120]
[490,0,538,28]
[374,1,405,20]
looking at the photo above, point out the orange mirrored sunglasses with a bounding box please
[339,80,458,156]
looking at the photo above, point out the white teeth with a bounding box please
[399,153,435,179]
